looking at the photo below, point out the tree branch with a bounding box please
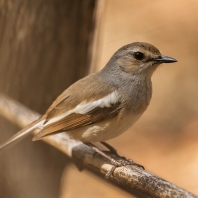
[0,93,197,198]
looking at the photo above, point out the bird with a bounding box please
[0,42,177,164]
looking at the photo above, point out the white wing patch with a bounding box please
[44,90,120,126]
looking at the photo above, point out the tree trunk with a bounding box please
[0,0,96,197]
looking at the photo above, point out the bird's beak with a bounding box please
[153,55,177,63]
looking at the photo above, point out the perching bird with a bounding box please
[0,42,177,156]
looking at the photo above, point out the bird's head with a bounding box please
[112,42,177,76]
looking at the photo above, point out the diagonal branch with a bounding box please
[0,93,197,198]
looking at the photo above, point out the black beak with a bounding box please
[154,55,177,63]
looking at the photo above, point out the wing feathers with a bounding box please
[33,92,121,141]
[45,91,119,126]
[42,113,91,134]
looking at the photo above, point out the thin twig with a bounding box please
[0,93,197,198]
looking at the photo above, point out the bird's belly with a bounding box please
[66,113,141,142]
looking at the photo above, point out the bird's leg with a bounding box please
[84,142,144,179]
[100,141,126,160]
[100,141,144,170]
[84,142,120,166]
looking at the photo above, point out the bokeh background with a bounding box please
[1,0,198,197]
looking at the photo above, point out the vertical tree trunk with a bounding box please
[0,0,96,197]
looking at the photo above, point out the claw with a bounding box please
[84,142,144,179]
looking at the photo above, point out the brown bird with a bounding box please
[0,42,177,168]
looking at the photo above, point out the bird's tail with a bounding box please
[0,118,45,153]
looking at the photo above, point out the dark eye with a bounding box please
[134,52,144,60]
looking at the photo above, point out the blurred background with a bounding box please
[0,0,198,197]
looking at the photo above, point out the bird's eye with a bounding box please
[134,52,144,60]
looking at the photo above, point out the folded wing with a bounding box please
[33,90,121,141]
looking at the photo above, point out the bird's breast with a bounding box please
[119,80,152,116]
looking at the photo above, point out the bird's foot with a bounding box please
[84,142,144,179]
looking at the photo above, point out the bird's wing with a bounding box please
[33,74,122,141]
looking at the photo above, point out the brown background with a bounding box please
[96,0,198,196]
[1,0,198,198]
[64,0,198,197]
